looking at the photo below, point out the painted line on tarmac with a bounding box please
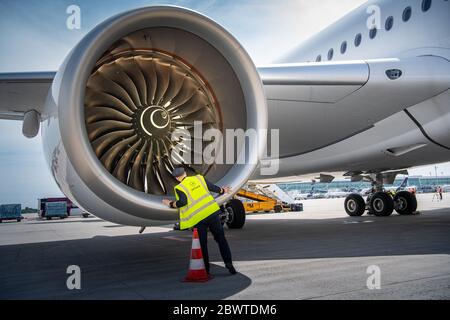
[343,220,374,224]
[162,236,191,242]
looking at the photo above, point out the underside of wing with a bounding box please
[0,72,55,120]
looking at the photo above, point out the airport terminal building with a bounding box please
[278,176,450,194]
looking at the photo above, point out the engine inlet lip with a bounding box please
[58,6,268,220]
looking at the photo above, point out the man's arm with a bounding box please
[170,189,187,209]
[205,179,224,194]
[205,178,233,195]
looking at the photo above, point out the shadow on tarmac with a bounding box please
[1,208,449,299]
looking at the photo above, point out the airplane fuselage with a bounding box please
[252,0,450,181]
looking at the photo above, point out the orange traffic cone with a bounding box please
[183,228,211,282]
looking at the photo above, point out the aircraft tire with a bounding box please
[226,199,246,229]
[370,192,394,217]
[345,193,365,216]
[394,191,417,215]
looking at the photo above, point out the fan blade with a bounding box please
[136,57,158,106]
[112,139,142,184]
[85,88,134,116]
[116,57,148,106]
[179,140,205,167]
[170,92,208,116]
[128,140,148,191]
[162,66,186,105]
[172,107,215,127]
[185,123,217,141]
[85,106,132,124]
[145,141,165,195]
[177,106,215,124]
[157,156,178,195]
[91,129,134,157]
[100,134,138,172]
[154,61,171,105]
[86,120,132,141]
[168,77,197,110]
[160,137,173,158]
[98,61,142,108]
[88,71,137,111]
[102,36,147,57]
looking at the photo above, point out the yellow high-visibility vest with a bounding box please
[174,174,220,230]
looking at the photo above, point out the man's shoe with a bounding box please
[225,263,237,275]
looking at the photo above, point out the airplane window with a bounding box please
[316,55,322,62]
[354,33,362,47]
[403,6,412,22]
[422,0,432,12]
[328,48,334,60]
[385,16,394,31]
[369,27,377,39]
[340,41,347,54]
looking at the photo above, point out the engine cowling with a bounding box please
[42,6,267,225]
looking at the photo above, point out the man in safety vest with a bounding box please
[162,167,237,275]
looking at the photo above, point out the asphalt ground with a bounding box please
[1,194,449,299]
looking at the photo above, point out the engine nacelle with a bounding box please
[42,6,267,225]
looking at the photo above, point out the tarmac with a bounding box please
[0,194,449,299]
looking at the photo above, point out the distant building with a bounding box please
[278,176,450,194]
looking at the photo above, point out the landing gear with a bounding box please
[344,173,417,217]
[224,199,246,229]
[344,194,365,216]
[369,192,394,217]
[344,191,395,217]
[394,191,417,215]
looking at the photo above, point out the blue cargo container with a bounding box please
[45,201,68,220]
[0,204,22,222]
[290,203,303,212]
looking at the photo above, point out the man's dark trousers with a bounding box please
[195,211,232,273]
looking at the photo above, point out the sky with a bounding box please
[0,0,449,207]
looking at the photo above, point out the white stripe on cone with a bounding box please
[189,258,205,270]
[192,239,201,249]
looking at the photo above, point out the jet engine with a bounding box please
[42,6,267,225]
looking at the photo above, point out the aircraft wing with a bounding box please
[0,72,55,120]
[1,56,448,125]
[0,60,371,121]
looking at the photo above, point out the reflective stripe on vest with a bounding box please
[174,175,220,230]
